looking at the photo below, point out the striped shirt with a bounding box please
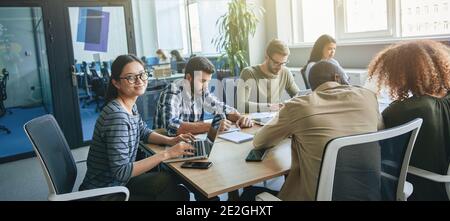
[79,100,153,190]
[154,79,236,136]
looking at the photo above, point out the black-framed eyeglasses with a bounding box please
[120,70,150,84]
[269,56,289,66]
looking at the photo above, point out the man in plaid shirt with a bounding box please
[154,56,253,136]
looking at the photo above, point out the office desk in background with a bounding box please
[141,125,291,200]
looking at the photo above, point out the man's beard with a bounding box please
[268,63,280,74]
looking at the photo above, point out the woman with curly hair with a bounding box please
[368,40,450,201]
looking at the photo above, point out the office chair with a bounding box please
[0,68,11,134]
[408,163,450,200]
[300,69,311,89]
[136,83,166,127]
[79,61,93,108]
[101,61,110,80]
[24,114,129,201]
[257,118,423,201]
[81,62,106,112]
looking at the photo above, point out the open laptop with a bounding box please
[163,114,223,163]
[250,112,276,126]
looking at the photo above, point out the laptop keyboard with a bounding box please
[182,140,205,158]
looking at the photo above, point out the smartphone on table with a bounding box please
[181,161,213,169]
[245,148,268,162]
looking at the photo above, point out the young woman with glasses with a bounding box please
[79,54,196,201]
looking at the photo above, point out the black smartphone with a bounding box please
[245,148,268,162]
[181,161,213,169]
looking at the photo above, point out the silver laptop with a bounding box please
[253,116,273,126]
[163,114,223,163]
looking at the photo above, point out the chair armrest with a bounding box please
[255,192,282,201]
[404,181,413,200]
[408,166,450,183]
[48,186,129,201]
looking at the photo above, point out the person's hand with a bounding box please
[269,103,284,111]
[236,116,253,128]
[169,133,196,146]
[218,119,233,133]
[163,142,195,160]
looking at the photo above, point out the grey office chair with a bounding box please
[408,164,450,200]
[24,114,129,201]
[257,118,422,201]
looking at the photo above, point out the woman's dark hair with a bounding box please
[301,34,336,75]
[104,54,144,104]
[184,56,215,77]
[170,50,184,62]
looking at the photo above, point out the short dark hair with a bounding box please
[184,56,215,77]
[309,60,346,90]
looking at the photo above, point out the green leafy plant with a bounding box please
[213,0,264,76]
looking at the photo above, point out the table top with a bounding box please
[143,125,291,198]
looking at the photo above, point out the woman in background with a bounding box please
[80,54,195,201]
[368,40,450,201]
[170,50,185,62]
[170,50,186,73]
[301,34,346,88]
[156,49,169,64]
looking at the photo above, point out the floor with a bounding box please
[0,101,99,160]
[0,106,47,159]
[0,146,283,201]
[0,146,89,201]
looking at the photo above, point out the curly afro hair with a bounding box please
[368,40,450,101]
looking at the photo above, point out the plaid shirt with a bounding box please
[154,79,236,136]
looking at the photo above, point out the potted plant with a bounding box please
[213,0,264,79]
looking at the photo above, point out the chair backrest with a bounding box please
[136,83,166,123]
[24,114,77,195]
[300,69,311,89]
[316,118,423,201]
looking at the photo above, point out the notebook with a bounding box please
[218,131,254,143]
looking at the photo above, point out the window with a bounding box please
[336,0,394,40]
[154,0,188,54]
[187,0,229,55]
[153,0,229,56]
[292,0,335,43]
[344,0,388,33]
[290,0,450,45]
[401,0,450,37]
[188,2,202,53]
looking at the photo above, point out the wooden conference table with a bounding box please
[141,125,291,200]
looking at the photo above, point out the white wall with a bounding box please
[248,0,266,65]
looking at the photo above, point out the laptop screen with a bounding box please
[204,114,225,156]
[207,114,224,142]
